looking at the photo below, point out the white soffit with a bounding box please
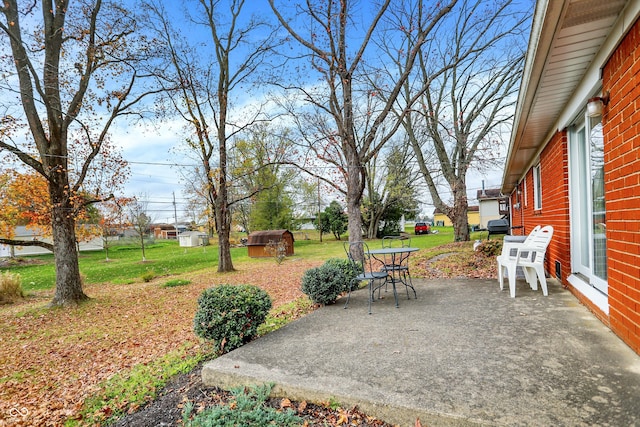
[502,0,629,194]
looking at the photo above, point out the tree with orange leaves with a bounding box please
[0,170,54,252]
[0,170,107,252]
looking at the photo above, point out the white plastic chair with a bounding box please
[499,225,541,262]
[497,225,553,297]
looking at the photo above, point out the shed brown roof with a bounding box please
[247,229,294,246]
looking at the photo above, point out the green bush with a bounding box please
[163,279,191,288]
[0,271,24,304]
[301,263,348,305]
[141,270,156,282]
[194,284,272,354]
[324,258,361,291]
[181,383,301,427]
[475,239,502,257]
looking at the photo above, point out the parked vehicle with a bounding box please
[414,222,430,235]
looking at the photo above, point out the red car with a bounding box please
[414,222,430,235]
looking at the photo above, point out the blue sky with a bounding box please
[113,0,529,222]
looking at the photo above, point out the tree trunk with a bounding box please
[365,219,376,240]
[451,181,470,242]
[372,208,386,239]
[347,194,363,243]
[50,186,88,306]
[452,209,470,242]
[346,149,365,243]
[216,193,234,272]
[208,208,216,238]
[140,233,146,262]
[216,95,234,272]
[365,208,384,239]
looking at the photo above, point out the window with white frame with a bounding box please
[568,113,607,294]
[533,164,542,210]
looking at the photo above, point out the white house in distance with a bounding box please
[0,226,103,258]
[477,188,508,229]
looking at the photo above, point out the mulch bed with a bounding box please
[113,362,395,427]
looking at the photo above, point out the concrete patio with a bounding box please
[202,278,640,426]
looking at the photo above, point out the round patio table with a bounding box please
[366,247,419,308]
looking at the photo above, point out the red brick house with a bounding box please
[503,0,640,355]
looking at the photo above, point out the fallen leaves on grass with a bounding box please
[410,241,498,279]
[0,259,320,426]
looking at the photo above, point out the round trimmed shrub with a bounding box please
[194,284,272,354]
[324,258,361,291]
[301,263,348,305]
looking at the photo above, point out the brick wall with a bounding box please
[602,16,640,354]
[537,132,571,283]
[512,133,571,285]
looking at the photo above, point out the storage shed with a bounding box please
[178,231,209,247]
[247,229,294,258]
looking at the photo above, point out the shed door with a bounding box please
[569,115,607,294]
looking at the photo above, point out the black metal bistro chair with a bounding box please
[343,241,389,314]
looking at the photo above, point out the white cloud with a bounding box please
[111,120,195,223]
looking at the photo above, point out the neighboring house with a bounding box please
[153,224,187,240]
[502,0,640,354]
[0,226,103,257]
[178,231,209,247]
[433,206,480,227]
[246,230,295,258]
[477,189,509,229]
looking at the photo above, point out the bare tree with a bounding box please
[269,0,457,244]
[397,0,528,241]
[0,0,160,306]
[128,196,152,262]
[145,0,278,272]
[98,197,131,262]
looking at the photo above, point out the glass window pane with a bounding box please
[576,127,590,269]
[590,121,607,281]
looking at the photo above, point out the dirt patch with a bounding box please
[0,257,46,268]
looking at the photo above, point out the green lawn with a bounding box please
[1,226,484,292]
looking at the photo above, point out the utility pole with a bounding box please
[173,192,178,231]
